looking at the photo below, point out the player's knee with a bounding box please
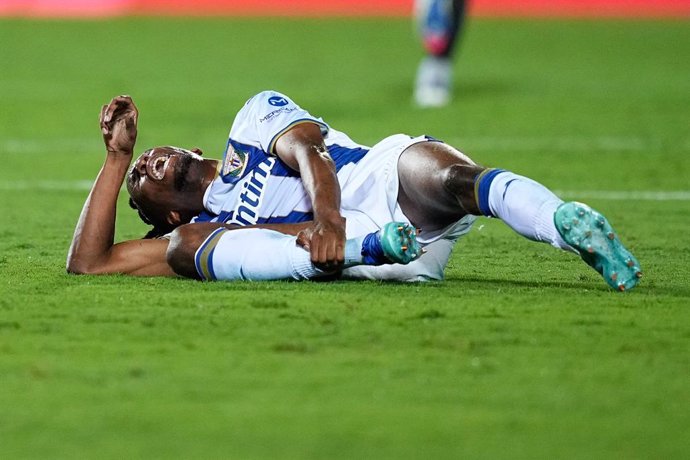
[166,224,209,279]
[396,261,446,282]
[441,163,484,191]
[442,163,485,215]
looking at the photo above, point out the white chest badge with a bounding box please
[222,143,249,178]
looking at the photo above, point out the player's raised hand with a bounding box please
[100,95,138,156]
[297,214,346,269]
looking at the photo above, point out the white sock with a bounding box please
[477,170,571,250]
[195,228,368,281]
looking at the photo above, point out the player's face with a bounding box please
[127,146,202,225]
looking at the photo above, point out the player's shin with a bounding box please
[194,228,329,281]
[473,169,641,291]
[194,223,421,282]
[474,169,571,250]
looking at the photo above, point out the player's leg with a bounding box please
[397,141,642,290]
[396,140,483,233]
[343,237,455,282]
[414,0,467,107]
[473,172,642,290]
[166,223,421,281]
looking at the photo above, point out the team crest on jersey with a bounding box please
[222,143,249,178]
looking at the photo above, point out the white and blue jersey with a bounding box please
[190,90,478,282]
[192,90,371,227]
[193,90,476,245]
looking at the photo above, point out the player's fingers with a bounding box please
[124,111,137,131]
[114,95,135,114]
[103,100,118,123]
[104,96,130,123]
[325,238,337,265]
[318,240,330,265]
[335,240,345,264]
[111,95,131,107]
[336,217,346,263]
[311,234,326,264]
[115,96,136,119]
[109,102,127,123]
[296,230,310,250]
[125,96,138,116]
[328,241,342,266]
[99,105,109,134]
[308,232,319,262]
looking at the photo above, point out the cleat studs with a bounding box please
[607,232,615,240]
[626,259,634,267]
[572,218,579,225]
[611,272,618,281]
[577,209,585,217]
[636,271,643,278]
[587,246,594,253]
[397,226,404,231]
[618,283,625,291]
[401,246,408,251]
[596,218,605,227]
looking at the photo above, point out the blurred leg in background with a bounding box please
[414,0,467,107]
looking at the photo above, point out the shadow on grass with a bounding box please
[445,275,611,292]
[170,273,647,295]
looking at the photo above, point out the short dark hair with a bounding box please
[128,198,170,239]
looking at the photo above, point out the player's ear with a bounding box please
[191,147,203,156]
[167,210,183,226]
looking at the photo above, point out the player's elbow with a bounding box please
[66,263,84,275]
[65,257,98,275]
[166,224,205,279]
[65,249,111,275]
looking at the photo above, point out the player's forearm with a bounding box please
[66,155,130,273]
[275,122,343,223]
[297,149,342,223]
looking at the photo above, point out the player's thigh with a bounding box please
[397,141,482,230]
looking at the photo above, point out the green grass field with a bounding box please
[1,17,689,459]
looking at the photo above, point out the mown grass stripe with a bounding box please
[4,135,688,154]
[2,179,690,201]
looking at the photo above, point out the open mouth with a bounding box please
[147,154,171,180]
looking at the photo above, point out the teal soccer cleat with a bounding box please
[554,202,642,291]
[380,222,423,265]
[361,222,423,266]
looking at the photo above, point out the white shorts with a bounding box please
[339,134,477,282]
[340,134,477,245]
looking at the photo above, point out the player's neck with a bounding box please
[200,159,220,194]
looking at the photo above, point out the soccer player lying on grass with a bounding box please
[72,93,642,290]
[66,96,422,281]
[138,89,644,290]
